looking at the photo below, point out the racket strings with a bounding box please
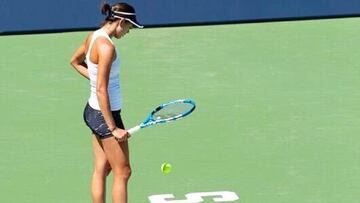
[153,103,194,120]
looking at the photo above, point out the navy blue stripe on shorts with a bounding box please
[83,103,125,139]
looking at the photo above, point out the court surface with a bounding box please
[1,17,360,202]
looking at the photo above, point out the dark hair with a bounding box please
[100,2,136,26]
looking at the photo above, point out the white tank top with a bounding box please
[86,29,122,111]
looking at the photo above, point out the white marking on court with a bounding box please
[148,191,239,203]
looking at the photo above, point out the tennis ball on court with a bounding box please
[161,163,172,174]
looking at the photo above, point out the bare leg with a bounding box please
[101,137,131,203]
[91,135,111,203]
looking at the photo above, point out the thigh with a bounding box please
[92,135,111,172]
[101,137,130,173]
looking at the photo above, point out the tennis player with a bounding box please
[70,2,143,203]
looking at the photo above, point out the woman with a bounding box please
[70,2,143,203]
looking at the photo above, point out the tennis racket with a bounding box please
[127,99,196,135]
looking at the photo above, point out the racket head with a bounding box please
[142,99,196,127]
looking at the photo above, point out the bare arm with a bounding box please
[70,36,90,79]
[96,39,129,140]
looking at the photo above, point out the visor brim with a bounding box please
[113,15,143,28]
[126,18,144,28]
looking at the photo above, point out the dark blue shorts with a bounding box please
[83,103,125,139]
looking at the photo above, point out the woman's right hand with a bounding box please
[112,127,130,142]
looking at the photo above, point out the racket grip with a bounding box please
[127,125,141,135]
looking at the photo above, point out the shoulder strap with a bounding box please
[86,29,113,59]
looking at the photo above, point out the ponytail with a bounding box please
[101,3,111,16]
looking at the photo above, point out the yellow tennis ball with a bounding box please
[161,163,172,174]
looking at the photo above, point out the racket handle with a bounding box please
[127,125,141,135]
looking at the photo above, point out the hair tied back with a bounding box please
[101,3,112,17]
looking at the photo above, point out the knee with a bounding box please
[113,166,132,180]
[94,163,112,177]
[121,166,132,180]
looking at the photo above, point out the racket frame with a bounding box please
[127,99,196,135]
